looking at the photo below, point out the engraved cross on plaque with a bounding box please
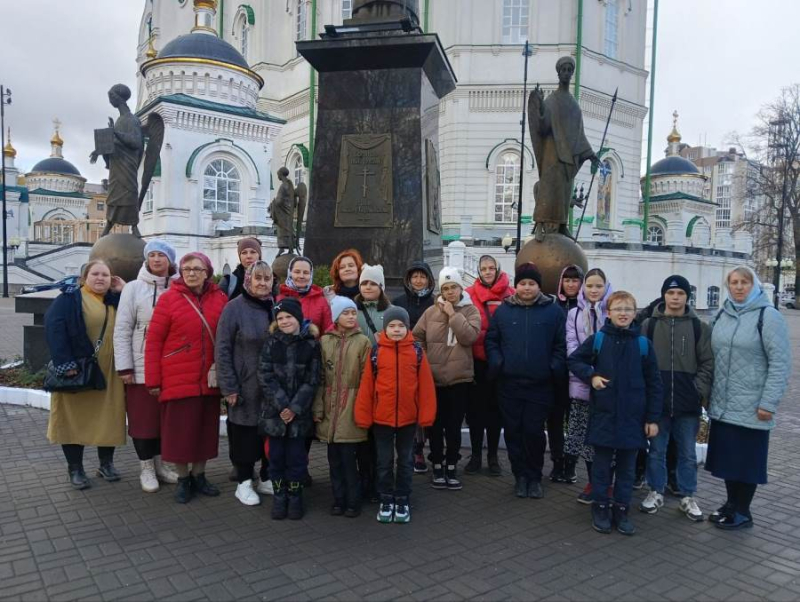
[360,166,375,199]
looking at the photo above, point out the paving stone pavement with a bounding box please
[1,312,799,601]
[0,298,30,363]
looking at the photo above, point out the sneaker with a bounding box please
[679,496,704,522]
[709,501,735,524]
[445,465,462,490]
[140,460,159,493]
[255,477,274,495]
[464,455,482,474]
[393,499,411,523]
[577,483,593,505]
[549,459,565,483]
[639,490,664,515]
[591,502,612,534]
[613,503,636,536]
[377,500,394,523]
[413,455,428,474]
[331,501,345,516]
[153,456,179,484]
[344,507,361,518]
[632,474,645,490]
[235,480,261,506]
[431,465,446,489]
[562,458,578,484]
[487,456,502,477]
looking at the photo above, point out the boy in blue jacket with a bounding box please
[567,291,662,535]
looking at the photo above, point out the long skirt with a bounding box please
[126,384,161,439]
[705,420,769,485]
[160,396,220,464]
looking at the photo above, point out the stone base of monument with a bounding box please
[515,233,588,296]
[89,233,146,284]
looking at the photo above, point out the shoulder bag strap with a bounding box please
[92,306,110,357]
[358,302,378,335]
[181,293,215,345]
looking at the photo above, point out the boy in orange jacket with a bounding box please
[355,306,437,524]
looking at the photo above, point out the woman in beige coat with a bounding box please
[413,267,481,491]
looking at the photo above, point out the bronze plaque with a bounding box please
[425,139,442,234]
[335,134,393,228]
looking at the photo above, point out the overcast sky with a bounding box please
[1,0,799,183]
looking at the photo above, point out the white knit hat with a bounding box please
[360,264,385,290]
[438,266,464,290]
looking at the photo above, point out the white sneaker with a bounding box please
[235,480,261,506]
[639,490,664,514]
[255,477,274,495]
[679,496,704,522]
[153,456,179,484]
[140,460,159,493]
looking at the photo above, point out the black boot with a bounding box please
[288,481,304,520]
[709,501,736,524]
[191,473,220,497]
[514,476,528,498]
[68,464,91,490]
[464,454,482,474]
[612,503,636,536]
[175,476,193,504]
[562,456,578,484]
[96,462,121,482]
[271,480,288,520]
[591,502,612,534]
[487,455,502,477]
[527,480,544,499]
[549,458,565,483]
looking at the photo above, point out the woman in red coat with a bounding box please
[277,256,333,333]
[464,255,515,477]
[145,252,228,504]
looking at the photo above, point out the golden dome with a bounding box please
[194,0,217,9]
[667,110,681,144]
[51,129,63,147]
[3,128,15,158]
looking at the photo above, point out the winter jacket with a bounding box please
[354,331,437,429]
[214,292,274,427]
[144,280,228,402]
[485,293,566,395]
[258,321,322,438]
[708,291,791,431]
[641,303,714,417]
[113,263,175,383]
[356,299,390,345]
[277,283,333,334]
[413,292,482,387]
[565,282,614,401]
[392,261,436,329]
[220,264,246,300]
[46,285,121,372]
[465,271,515,362]
[567,321,663,450]
[556,264,581,315]
[313,329,372,443]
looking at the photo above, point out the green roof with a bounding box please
[646,192,716,205]
[138,93,286,125]
[28,188,90,199]
[1,185,29,202]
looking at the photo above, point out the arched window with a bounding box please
[203,158,241,213]
[143,183,154,213]
[604,0,619,59]
[342,0,352,21]
[295,0,307,55]
[596,159,614,229]
[646,225,664,245]
[707,286,720,309]
[293,155,305,186]
[502,0,529,44]
[239,15,249,59]
[494,151,520,223]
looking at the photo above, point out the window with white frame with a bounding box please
[716,184,731,228]
[295,0,307,54]
[707,286,720,309]
[342,0,352,21]
[647,225,664,245]
[239,15,249,59]
[690,286,697,307]
[203,159,241,213]
[293,155,305,186]
[717,161,732,175]
[502,0,529,44]
[494,151,520,223]
[143,184,154,213]
[604,0,619,59]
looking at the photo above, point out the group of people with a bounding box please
[44,237,791,534]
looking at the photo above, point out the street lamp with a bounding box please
[1,85,12,298]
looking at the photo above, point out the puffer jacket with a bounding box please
[113,263,175,383]
[641,303,714,417]
[356,298,390,345]
[354,331,437,429]
[485,293,566,392]
[214,292,274,427]
[220,263,246,300]
[413,292,482,387]
[465,271,515,362]
[277,283,333,334]
[144,279,228,402]
[568,321,663,450]
[565,281,614,401]
[709,291,791,430]
[392,261,436,328]
[313,329,372,443]
[258,321,322,438]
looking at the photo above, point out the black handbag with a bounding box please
[44,307,109,393]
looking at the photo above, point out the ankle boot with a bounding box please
[191,473,220,497]
[591,502,612,534]
[549,458,565,483]
[612,503,636,536]
[68,464,91,490]
[288,481,304,520]
[271,480,289,520]
[175,476,193,504]
[96,462,121,482]
[464,454,482,474]
[562,456,578,484]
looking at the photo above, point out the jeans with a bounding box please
[646,415,699,496]
[498,383,552,482]
[592,446,637,506]
[328,443,360,508]
[429,384,468,466]
[268,436,307,483]
[373,424,416,500]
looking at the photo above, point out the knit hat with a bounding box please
[180,252,214,278]
[438,266,464,290]
[274,297,304,325]
[661,274,692,299]
[383,305,411,331]
[331,296,357,324]
[143,239,176,265]
[515,262,542,287]
[360,264,385,290]
[237,237,262,259]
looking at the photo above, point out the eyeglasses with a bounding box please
[609,307,636,314]
[181,267,206,274]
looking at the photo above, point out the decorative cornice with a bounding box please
[141,57,264,88]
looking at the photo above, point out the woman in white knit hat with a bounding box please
[355,264,392,346]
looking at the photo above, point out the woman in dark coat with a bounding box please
[392,261,435,329]
[220,237,262,300]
